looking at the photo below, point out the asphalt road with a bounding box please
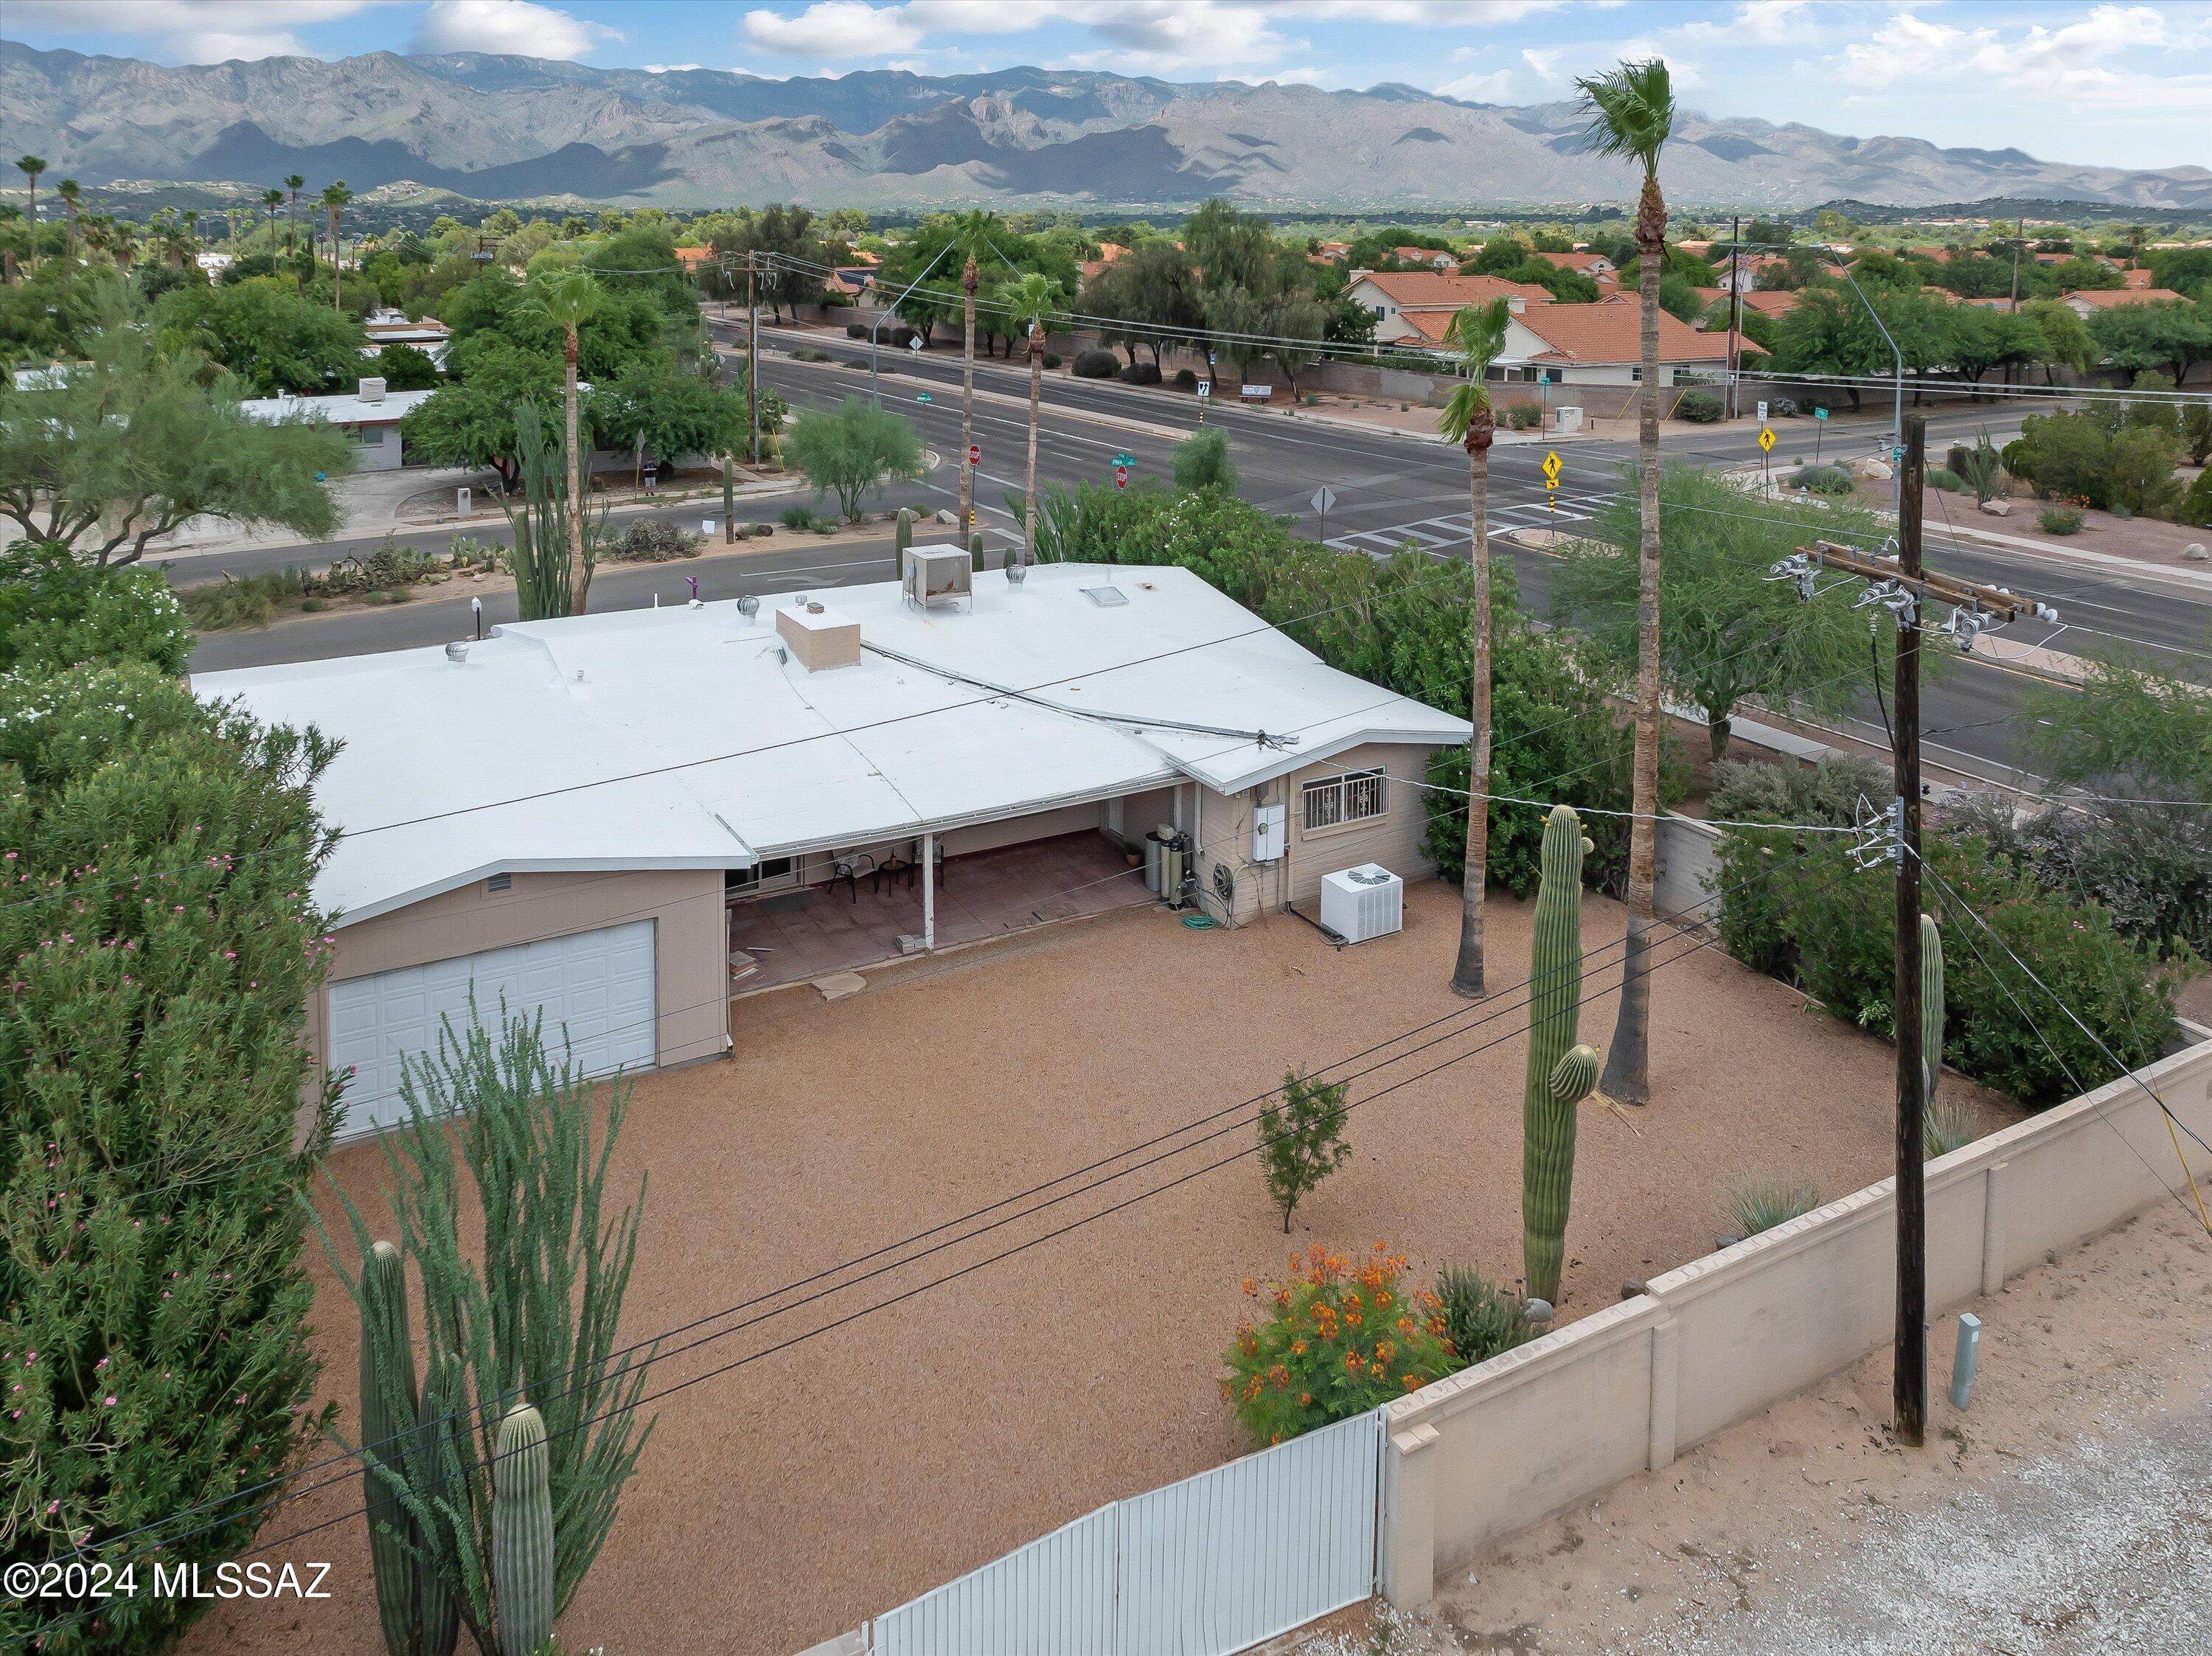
[181,318,2212,786]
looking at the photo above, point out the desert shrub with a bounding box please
[1923,1099,1980,1158]
[1716,823,2179,1108]
[179,568,306,631]
[1927,467,1964,492]
[2179,467,2212,529]
[2010,408,2182,515]
[1948,792,2212,961]
[2038,504,2085,535]
[0,543,192,671]
[1071,348,1119,378]
[846,321,867,338]
[1118,361,1162,386]
[0,661,338,1656]
[2183,402,2212,466]
[1435,1265,1537,1368]
[1043,351,1062,369]
[1503,402,1543,430]
[1790,464,1855,495]
[1709,753,1889,828]
[1171,426,1238,494]
[1170,366,1197,389]
[1675,389,1725,422]
[1222,1245,1454,1445]
[780,504,817,529]
[1769,396,1798,417]
[1723,1177,1820,1236]
[603,518,701,563]
[789,346,835,363]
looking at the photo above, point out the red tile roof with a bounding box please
[1514,302,1744,364]
[2065,286,2188,308]
[1353,271,1552,309]
[1535,249,1614,274]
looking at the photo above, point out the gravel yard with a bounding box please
[180,877,2009,1656]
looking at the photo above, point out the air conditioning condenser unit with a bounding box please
[1319,863,1403,944]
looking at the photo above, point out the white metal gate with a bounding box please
[873,1408,1382,1656]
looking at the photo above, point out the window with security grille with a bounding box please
[1302,768,1388,832]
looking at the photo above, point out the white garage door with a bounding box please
[328,921,657,1134]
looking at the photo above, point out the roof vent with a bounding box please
[905,545,972,611]
[1081,585,1129,608]
[445,639,470,664]
[736,594,759,620]
[358,375,386,403]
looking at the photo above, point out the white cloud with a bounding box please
[1521,46,1565,80]
[7,0,381,62]
[742,2,923,55]
[411,0,620,59]
[1674,0,1812,48]
[1837,4,2194,106]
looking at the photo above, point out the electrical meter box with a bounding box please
[1253,801,1286,863]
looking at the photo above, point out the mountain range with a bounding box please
[3,42,2206,212]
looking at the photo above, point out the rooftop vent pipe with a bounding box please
[445,639,470,664]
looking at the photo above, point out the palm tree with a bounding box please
[181,209,201,271]
[284,174,305,258]
[320,181,352,309]
[945,209,1002,541]
[261,187,282,255]
[1435,297,1514,999]
[15,156,46,274]
[55,178,80,262]
[529,268,605,616]
[1576,57,1675,1107]
[1003,271,1059,566]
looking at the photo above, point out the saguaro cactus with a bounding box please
[493,1402,557,1656]
[894,506,914,579]
[1920,912,1944,1104]
[414,1348,465,1656]
[360,1242,422,1656]
[1522,804,1599,1304]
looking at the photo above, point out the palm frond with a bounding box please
[1434,298,1511,442]
[1573,58,1676,173]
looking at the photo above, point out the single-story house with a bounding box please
[364,309,451,367]
[1392,246,1461,272]
[237,378,435,471]
[195,561,1469,1131]
[1536,250,1616,279]
[1498,302,1750,386]
[1346,271,1555,345]
[2062,286,2189,316]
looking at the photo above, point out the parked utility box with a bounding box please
[1320,863,1404,944]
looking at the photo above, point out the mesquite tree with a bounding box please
[0,658,341,1656]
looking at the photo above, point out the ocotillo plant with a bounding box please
[493,1403,556,1656]
[361,1242,421,1656]
[1522,804,1601,1304]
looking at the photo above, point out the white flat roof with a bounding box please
[238,387,436,427]
[192,562,1469,926]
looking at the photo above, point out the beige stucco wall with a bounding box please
[1379,1037,2212,1609]
[307,867,730,1089]
[1283,742,1443,910]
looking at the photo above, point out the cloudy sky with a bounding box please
[9,1,2210,170]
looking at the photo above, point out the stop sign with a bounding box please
[968,443,981,466]
[1114,464,1129,490]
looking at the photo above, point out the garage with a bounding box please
[327,920,658,1133]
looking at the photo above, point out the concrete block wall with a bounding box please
[1380,1037,2212,1607]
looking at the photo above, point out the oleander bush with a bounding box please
[1675,389,1725,422]
[1071,348,1119,379]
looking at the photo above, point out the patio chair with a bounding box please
[828,850,874,902]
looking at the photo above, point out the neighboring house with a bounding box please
[1391,246,1460,272]
[195,251,232,277]
[1076,240,1132,288]
[1315,240,1351,262]
[830,267,878,299]
[2062,287,2189,317]
[1690,287,1802,328]
[195,561,1469,1131]
[1535,249,1616,279]
[237,377,434,472]
[1346,270,1554,345]
[1500,302,1750,386]
[2118,267,2157,289]
[364,308,451,367]
[674,246,717,274]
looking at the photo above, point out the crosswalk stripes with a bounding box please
[1326,490,1616,557]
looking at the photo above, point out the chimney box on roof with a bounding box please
[774,600,860,672]
[358,376,386,403]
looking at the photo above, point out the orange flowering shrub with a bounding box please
[1220,1242,1453,1446]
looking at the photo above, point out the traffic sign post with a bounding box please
[1115,464,1129,491]
[1759,424,1775,491]
[968,442,981,467]
[915,391,932,403]
[1813,403,1829,462]
[1542,450,1562,514]
[1311,484,1336,543]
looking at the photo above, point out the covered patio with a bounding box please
[726,830,1152,994]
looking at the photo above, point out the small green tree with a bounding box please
[0,541,192,675]
[324,1005,655,1656]
[1170,426,1237,493]
[1257,1068,1352,1233]
[785,395,925,521]
[0,321,354,565]
[2023,644,2212,799]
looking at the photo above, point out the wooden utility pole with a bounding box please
[1892,411,1927,1447]
[746,249,762,467]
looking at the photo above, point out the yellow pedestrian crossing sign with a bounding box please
[1758,427,1776,453]
[1542,450,1562,487]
